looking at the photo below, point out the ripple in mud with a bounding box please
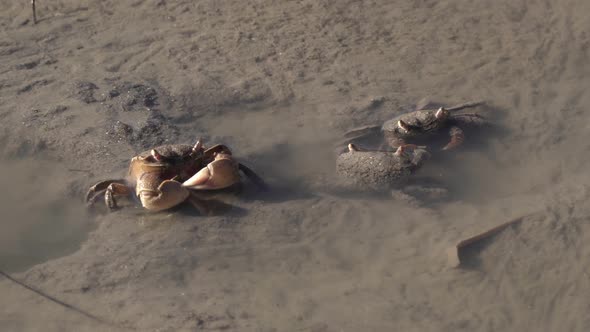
[0,159,92,272]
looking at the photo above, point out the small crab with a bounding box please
[335,144,430,192]
[343,100,486,151]
[86,140,267,212]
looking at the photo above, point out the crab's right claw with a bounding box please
[183,154,241,190]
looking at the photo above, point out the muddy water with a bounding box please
[0,159,91,272]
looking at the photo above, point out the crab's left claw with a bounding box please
[182,153,241,190]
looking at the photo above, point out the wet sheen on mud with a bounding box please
[0,159,91,272]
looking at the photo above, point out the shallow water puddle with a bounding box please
[0,158,92,272]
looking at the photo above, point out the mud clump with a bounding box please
[95,81,179,148]
[110,83,160,111]
[71,81,99,104]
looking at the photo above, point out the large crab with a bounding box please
[342,100,486,152]
[86,140,267,212]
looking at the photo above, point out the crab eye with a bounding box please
[397,120,411,132]
[192,139,203,154]
[151,149,164,162]
[435,107,449,119]
[348,143,359,152]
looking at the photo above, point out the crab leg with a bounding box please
[342,124,381,139]
[104,183,133,210]
[452,113,486,126]
[85,179,127,204]
[453,113,484,118]
[337,125,384,152]
[442,126,465,151]
[447,101,484,112]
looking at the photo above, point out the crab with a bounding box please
[342,100,486,152]
[335,143,430,192]
[86,140,267,212]
[334,143,449,203]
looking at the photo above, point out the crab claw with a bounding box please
[182,153,241,190]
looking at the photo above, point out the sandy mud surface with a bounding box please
[1,0,590,331]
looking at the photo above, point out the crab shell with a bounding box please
[381,108,450,146]
[335,144,430,191]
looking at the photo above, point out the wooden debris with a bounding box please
[447,214,532,268]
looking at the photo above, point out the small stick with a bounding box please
[32,0,37,24]
[0,269,115,327]
[447,213,532,268]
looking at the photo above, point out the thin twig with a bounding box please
[0,269,124,329]
[32,0,37,24]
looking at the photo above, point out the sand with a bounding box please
[1,0,590,331]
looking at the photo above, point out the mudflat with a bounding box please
[1,0,590,331]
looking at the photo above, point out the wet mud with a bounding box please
[1,0,590,331]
